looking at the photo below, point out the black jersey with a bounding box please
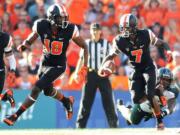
[112,29,158,70]
[0,32,13,69]
[32,19,79,67]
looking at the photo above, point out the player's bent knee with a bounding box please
[31,86,42,99]
[132,97,139,104]
[43,88,53,96]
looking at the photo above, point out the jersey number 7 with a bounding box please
[44,39,63,55]
[131,49,143,63]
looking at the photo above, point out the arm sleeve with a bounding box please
[4,36,13,53]
[72,25,80,39]
[148,29,158,46]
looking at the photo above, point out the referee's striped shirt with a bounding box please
[80,38,112,71]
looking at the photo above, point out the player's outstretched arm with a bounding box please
[71,25,88,67]
[73,36,88,67]
[72,49,84,83]
[155,39,173,62]
[17,32,39,52]
[148,29,173,62]
[73,36,88,82]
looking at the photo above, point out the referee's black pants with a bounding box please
[76,70,118,128]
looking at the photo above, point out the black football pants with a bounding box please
[76,70,118,128]
[129,65,156,104]
[35,65,66,96]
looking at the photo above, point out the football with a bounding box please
[103,60,115,73]
[98,60,115,77]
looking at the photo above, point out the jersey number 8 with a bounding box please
[44,39,63,55]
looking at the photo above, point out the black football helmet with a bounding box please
[47,4,69,29]
[119,14,138,38]
[158,67,173,88]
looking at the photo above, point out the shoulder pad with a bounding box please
[32,19,49,33]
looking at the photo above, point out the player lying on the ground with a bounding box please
[98,13,173,129]
[0,22,16,110]
[3,4,88,126]
[117,67,178,126]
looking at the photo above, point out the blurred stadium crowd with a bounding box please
[0,0,180,91]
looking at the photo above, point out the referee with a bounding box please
[74,23,118,128]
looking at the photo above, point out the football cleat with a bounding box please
[157,122,165,130]
[3,114,18,126]
[117,99,132,125]
[3,89,15,108]
[63,96,74,120]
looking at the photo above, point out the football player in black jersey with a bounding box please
[0,22,16,109]
[4,4,88,126]
[99,14,173,129]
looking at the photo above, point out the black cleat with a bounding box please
[4,114,18,126]
[127,104,132,109]
[2,89,15,108]
[63,96,74,120]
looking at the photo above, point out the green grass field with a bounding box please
[0,128,179,135]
